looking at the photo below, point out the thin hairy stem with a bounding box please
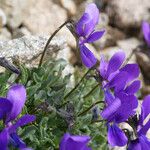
[38,20,73,67]
[83,83,99,99]
[64,69,92,100]
[123,49,137,66]
[59,69,92,108]
[78,100,104,117]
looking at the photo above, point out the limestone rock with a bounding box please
[0,35,75,86]
[0,0,28,29]
[23,0,67,35]
[117,38,141,63]
[136,50,150,84]
[0,27,11,40]
[0,35,70,66]
[60,0,77,16]
[106,0,150,29]
[95,26,125,50]
[12,27,31,39]
[0,8,7,28]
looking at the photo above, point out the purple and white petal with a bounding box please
[86,30,105,43]
[139,95,150,125]
[84,3,99,36]
[114,93,138,123]
[125,80,141,95]
[99,55,108,79]
[127,139,141,150]
[104,90,115,105]
[66,135,91,150]
[85,3,99,25]
[128,135,150,150]
[138,119,150,136]
[106,71,128,92]
[106,51,125,78]
[76,13,90,36]
[120,64,140,83]
[9,115,36,133]
[0,128,9,150]
[60,133,70,150]
[10,133,26,149]
[60,133,91,150]
[6,84,26,123]
[101,98,121,121]
[140,135,150,149]
[80,44,97,68]
[0,98,12,120]
[142,21,150,47]
[20,148,33,150]
[107,124,127,147]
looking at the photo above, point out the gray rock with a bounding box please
[12,27,31,39]
[0,35,70,66]
[60,0,77,16]
[95,26,125,50]
[0,8,7,27]
[136,51,150,82]
[23,0,67,35]
[0,0,28,29]
[98,13,109,28]
[0,35,75,86]
[106,0,150,29]
[117,38,141,63]
[0,27,11,40]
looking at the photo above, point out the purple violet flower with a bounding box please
[99,51,140,94]
[101,90,138,147]
[99,51,140,147]
[60,133,92,150]
[0,84,36,150]
[128,95,150,150]
[76,3,105,68]
[142,21,150,47]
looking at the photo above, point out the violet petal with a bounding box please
[76,13,89,36]
[10,133,26,148]
[140,135,150,149]
[107,124,127,147]
[0,128,8,150]
[80,44,97,68]
[106,51,125,78]
[9,115,36,134]
[60,133,91,150]
[120,64,140,83]
[140,95,150,125]
[138,119,150,136]
[6,84,26,123]
[128,136,150,150]
[142,21,150,47]
[0,98,12,120]
[114,93,138,123]
[106,71,128,92]
[104,90,115,105]
[101,98,121,121]
[84,3,99,36]
[86,30,105,43]
[127,139,141,150]
[99,55,108,79]
[125,80,141,95]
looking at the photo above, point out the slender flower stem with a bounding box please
[77,100,104,117]
[59,69,92,108]
[64,69,92,100]
[91,119,104,124]
[83,83,99,99]
[123,48,137,66]
[38,20,73,67]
